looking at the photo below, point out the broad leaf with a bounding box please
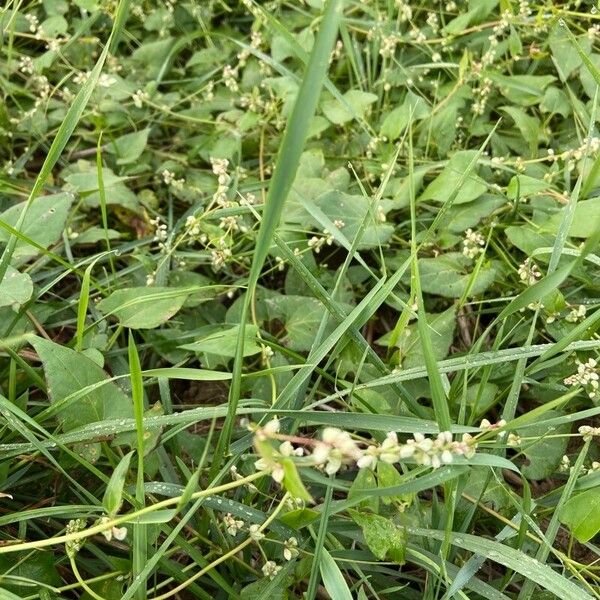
[321,90,377,125]
[518,410,570,480]
[0,267,33,309]
[559,487,600,542]
[0,193,73,264]
[97,287,193,329]
[419,151,487,205]
[350,510,406,563]
[179,324,262,357]
[30,336,132,429]
[107,128,150,164]
[418,253,497,299]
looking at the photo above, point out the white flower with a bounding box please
[579,425,600,442]
[279,440,303,457]
[566,304,587,323]
[98,516,128,542]
[506,433,522,447]
[462,228,485,259]
[283,537,299,561]
[223,513,244,536]
[248,523,264,541]
[565,359,599,399]
[517,259,542,286]
[254,456,284,483]
[356,445,379,469]
[263,417,280,436]
[559,455,571,473]
[132,89,148,108]
[262,560,282,580]
[380,432,402,464]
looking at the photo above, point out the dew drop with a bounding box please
[592,7,598,14]
[558,18,566,27]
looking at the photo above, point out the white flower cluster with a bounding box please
[223,512,244,535]
[150,216,168,243]
[471,77,493,115]
[395,0,412,22]
[565,359,599,400]
[18,55,34,75]
[132,89,149,108]
[25,13,39,33]
[564,358,600,400]
[546,137,600,172]
[262,560,281,579]
[517,258,542,286]
[566,304,587,323]
[210,241,232,271]
[578,425,600,442]
[211,157,231,207]
[98,516,127,542]
[185,214,205,240]
[254,420,477,480]
[237,30,263,67]
[162,169,185,190]
[219,215,243,232]
[308,230,334,254]
[462,228,485,259]
[65,518,87,558]
[222,64,239,92]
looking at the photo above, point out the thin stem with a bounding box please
[0,471,265,555]
[147,492,290,600]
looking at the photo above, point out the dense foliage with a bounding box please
[1,0,600,598]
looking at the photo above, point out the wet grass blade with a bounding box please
[212,0,344,470]
[128,332,147,600]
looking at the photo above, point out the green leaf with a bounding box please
[380,90,430,140]
[0,267,33,309]
[314,191,394,248]
[489,73,555,106]
[320,548,353,600]
[0,552,60,595]
[348,468,378,512]
[180,324,262,358]
[30,336,132,429]
[414,526,592,599]
[349,510,406,563]
[322,90,377,125]
[376,462,410,505]
[506,175,550,200]
[501,106,540,156]
[543,198,600,238]
[103,451,133,516]
[281,459,313,502]
[518,410,570,480]
[549,25,587,82]
[265,295,328,352]
[444,195,505,232]
[113,402,163,455]
[377,306,456,369]
[0,193,73,265]
[107,129,151,165]
[417,254,497,299]
[242,575,291,600]
[559,487,600,542]
[97,287,194,329]
[279,508,319,529]
[419,152,487,205]
[39,15,68,36]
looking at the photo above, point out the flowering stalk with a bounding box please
[252,418,478,482]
